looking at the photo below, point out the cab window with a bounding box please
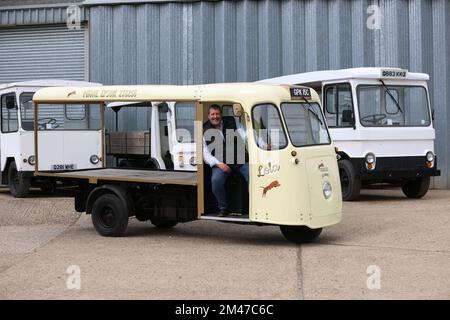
[324,83,355,127]
[251,104,287,150]
[175,102,196,143]
[1,93,18,133]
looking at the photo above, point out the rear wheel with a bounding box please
[151,217,178,229]
[91,194,129,236]
[279,225,322,244]
[338,159,361,201]
[7,162,30,198]
[401,177,430,199]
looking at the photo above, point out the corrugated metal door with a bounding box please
[0,24,86,82]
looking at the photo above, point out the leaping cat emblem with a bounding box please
[261,180,281,197]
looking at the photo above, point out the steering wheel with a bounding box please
[38,117,59,130]
[360,114,387,125]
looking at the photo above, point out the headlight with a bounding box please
[189,156,197,166]
[90,155,100,164]
[28,156,36,165]
[365,152,376,164]
[426,151,434,162]
[322,181,332,199]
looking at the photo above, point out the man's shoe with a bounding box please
[217,209,228,217]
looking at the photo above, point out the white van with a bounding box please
[261,68,440,200]
[0,80,102,197]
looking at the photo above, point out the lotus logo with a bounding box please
[67,91,76,97]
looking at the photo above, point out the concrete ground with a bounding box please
[0,186,449,299]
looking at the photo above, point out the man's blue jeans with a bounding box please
[211,163,249,210]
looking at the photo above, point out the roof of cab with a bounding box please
[33,82,321,104]
[259,67,429,86]
[0,79,102,91]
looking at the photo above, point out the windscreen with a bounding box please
[22,93,102,131]
[357,85,430,127]
[281,102,331,147]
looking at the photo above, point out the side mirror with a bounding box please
[233,103,243,117]
[158,102,169,113]
[5,95,16,109]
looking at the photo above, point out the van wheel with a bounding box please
[91,194,129,236]
[279,226,322,244]
[7,162,30,198]
[401,177,430,199]
[338,159,361,201]
[151,217,178,229]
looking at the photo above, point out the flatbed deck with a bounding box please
[35,168,197,186]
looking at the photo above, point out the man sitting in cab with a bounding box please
[203,104,249,217]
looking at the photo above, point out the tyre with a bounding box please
[91,193,129,236]
[151,217,178,229]
[280,225,322,244]
[338,159,361,201]
[401,177,430,199]
[7,162,30,198]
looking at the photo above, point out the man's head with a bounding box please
[208,104,223,128]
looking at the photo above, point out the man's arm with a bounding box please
[203,138,220,168]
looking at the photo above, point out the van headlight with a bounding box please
[365,152,376,164]
[426,151,434,162]
[90,155,100,164]
[28,156,36,165]
[322,181,332,199]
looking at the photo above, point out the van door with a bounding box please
[249,103,312,225]
[0,93,20,173]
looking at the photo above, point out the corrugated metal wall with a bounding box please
[88,0,450,188]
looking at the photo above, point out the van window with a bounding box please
[324,83,354,128]
[358,85,430,127]
[251,104,287,150]
[65,104,86,120]
[1,93,18,133]
[175,102,195,143]
[34,103,102,131]
[19,93,34,131]
[281,102,330,147]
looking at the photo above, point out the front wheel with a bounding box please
[401,177,430,199]
[7,162,30,198]
[338,159,361,201]
[91,193,129,236]
[279,225,322,244]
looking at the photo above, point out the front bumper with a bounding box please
[350,156,440,180]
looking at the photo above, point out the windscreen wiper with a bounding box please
[301,97,323,125]
[380,79,403,113]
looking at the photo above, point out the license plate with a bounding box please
[51,164,77,171]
